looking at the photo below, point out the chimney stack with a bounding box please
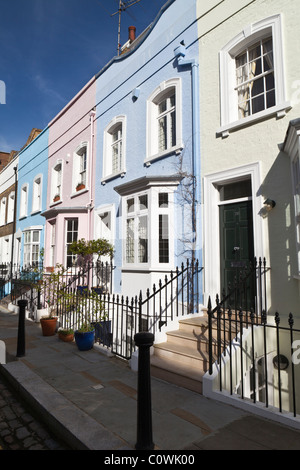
[129,26,136,43]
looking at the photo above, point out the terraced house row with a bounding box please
[1,0,300,423]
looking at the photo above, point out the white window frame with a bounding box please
[102,116,126,183]
[20,184,29,219]
[218,14,291,138]
[72,142,89,195]
[282,119,300,278]
[23,228,41,267]
[125,191,150,266]
[146,78,183,165]
[51,160,63,204]
[0,197,6,226]
[65,218,78,268]
[120,186,176,270]
[50,221,56,268]
[7,192,15,224]
[32,174,42,214]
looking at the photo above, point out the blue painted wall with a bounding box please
[16,127,49,267]
[94,0,200,294]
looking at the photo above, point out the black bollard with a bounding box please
[16,299,28,358]
[134,331,155,450]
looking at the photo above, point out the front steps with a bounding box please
[150,315,215,394]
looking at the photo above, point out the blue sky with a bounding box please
[0,0,167,153]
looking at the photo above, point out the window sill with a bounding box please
[70,188,88,198]
[50,199,62,208]
[122,264,173,273]
[144,145,184,166]
[101,170,126,185]
[217,101,292,138]
[31,210,41,216]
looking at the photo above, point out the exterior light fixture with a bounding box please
[273,354,289,370]
[264,199,276,211]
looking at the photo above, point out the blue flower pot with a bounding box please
[74,329,95,351]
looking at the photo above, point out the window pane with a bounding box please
[138,216,148,263]
[159,193,168,208]
[126,218,134,263]
[158,116,167,151]
[139,194,148,210]
[32,231,39,242]
[127,198,134,213]
[252,94,265,114]
[171,110,176,147]
[158,99,167,114]
[159,214,169,263]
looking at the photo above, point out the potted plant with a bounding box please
[76,182,85,191]
[74,321,95,351]
[58,327,74,342]
[40,308,58,336]
[53,194,60,202]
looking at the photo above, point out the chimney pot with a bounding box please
[129,26,136,42]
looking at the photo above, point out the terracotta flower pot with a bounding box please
[40,317,57,336]
[58,332,74,342]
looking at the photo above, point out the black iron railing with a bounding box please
[138,259,203,334]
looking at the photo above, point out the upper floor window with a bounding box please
[65,218,78,268]
[23,229,40,267]
[236,37,275,119]
[146,78,182,164]
[218,15,290,137]
[52,161,62,203]
[73,143,88,193]
[32,175,42,213]
[102,116,126,182]
[7,192,14,224]
[20,184,28,218]
[0,197,6,226]
[114,176,182,269]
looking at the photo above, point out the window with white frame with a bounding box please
[73,143,88,193]
[218,15,290,137]
[102,116,126,181]
[0,197,6,226]
[125,193,149,264]
[292,152,300,274]
[50,222,56,267]
[65,218,78,268]
[32,175,42,213]
[23,229,40,266]
[146,78,182,164]
[122,188,175,267]
[7,192,14,224]
[52,162,62,203]
[235,37,275,119]
[20,184,28,218]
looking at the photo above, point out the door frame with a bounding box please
[203,162,264,306]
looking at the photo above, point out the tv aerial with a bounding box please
[111,0,142,56]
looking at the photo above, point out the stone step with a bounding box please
[150,354,204,394]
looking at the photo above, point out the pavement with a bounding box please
[1,306,300,452]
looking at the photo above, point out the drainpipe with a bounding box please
[174,43,201,266]
[88,109,96,241]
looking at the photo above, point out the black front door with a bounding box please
[220,201,254,308]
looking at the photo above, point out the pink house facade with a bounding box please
[42,77,96,269]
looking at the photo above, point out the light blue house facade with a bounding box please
[15,127,49,269]
[94,0,201,299]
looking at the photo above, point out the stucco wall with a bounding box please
[197,0,300,315]
[94,0,199,297]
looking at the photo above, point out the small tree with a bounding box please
[69,238,114,264]
[69,238,114,288]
